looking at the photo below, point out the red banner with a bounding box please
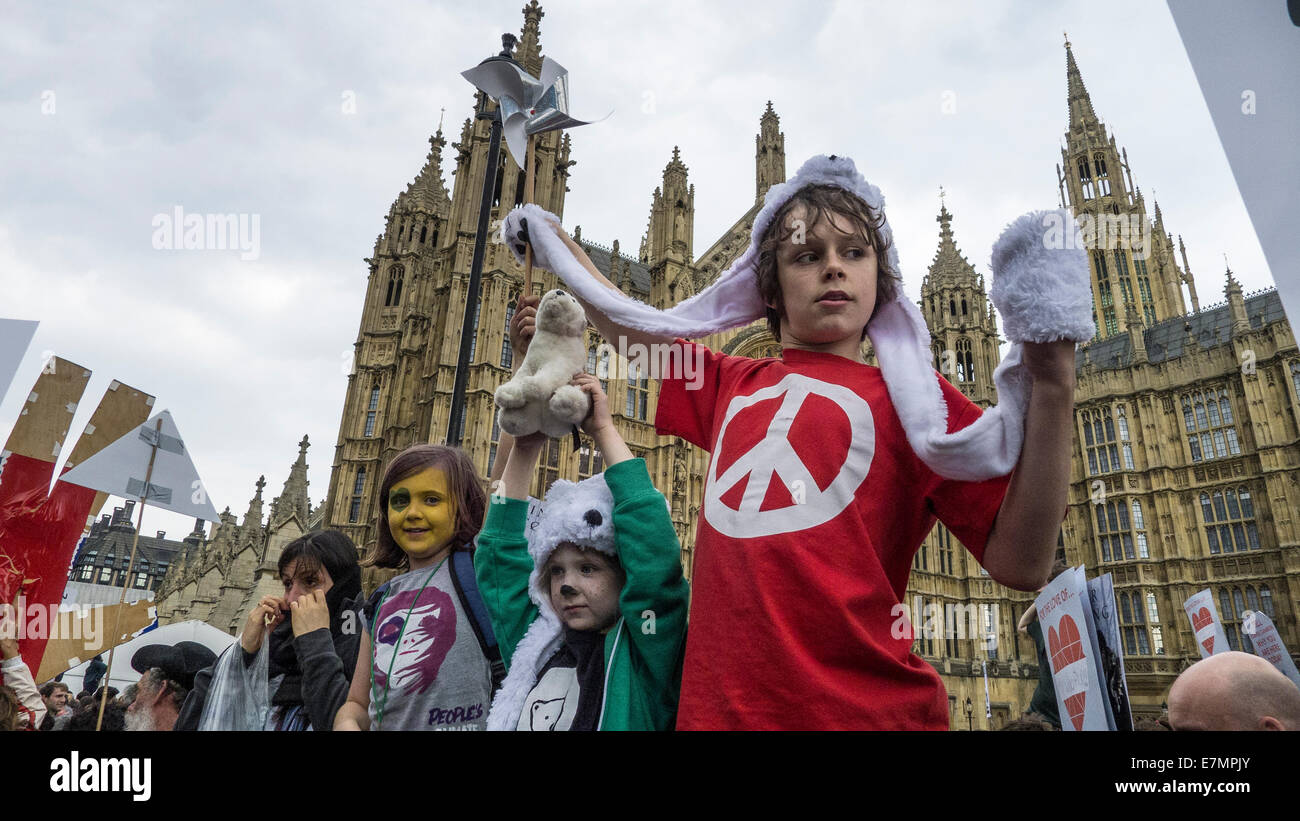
[0,454,98,677]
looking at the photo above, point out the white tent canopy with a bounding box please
[58,619,235,695]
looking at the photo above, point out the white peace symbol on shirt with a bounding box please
[704,372,875,538]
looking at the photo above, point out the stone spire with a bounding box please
[1179,235,1200,312]
[1065,35,1099,132]
[516,1,544,77]
[399,129,451,213]
[1122,297,1148,363]
[756,101,786,203]
[926,194,979,284]
[271,435,311,528]
[1225,260,1250,336]
[239,476,266,548]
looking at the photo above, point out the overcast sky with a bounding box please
[0,0,1287,542]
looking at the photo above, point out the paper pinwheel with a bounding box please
[461,55,605,168]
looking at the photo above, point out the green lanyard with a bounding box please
[370,557,446,730]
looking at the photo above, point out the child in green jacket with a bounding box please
[476,373,689,731]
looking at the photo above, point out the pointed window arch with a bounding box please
[501,300,516,369]
[384,265,405,307]
[961,298,968,316]
[956,338,973,383]
[419,224,427,243]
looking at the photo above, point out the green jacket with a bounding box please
[475,458,689,730]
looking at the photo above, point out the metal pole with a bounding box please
[446,36,518,446]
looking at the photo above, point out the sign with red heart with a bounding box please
[1183,589,1230,659]
[1035,568,1109,731]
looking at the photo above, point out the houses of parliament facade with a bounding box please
[157,4,1298,729]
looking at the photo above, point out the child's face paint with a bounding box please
[387,468,458,561]
[772,205,878,356]
[546,544,624,633]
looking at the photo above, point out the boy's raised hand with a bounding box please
[572,373,612,437]
[572,373,633,466]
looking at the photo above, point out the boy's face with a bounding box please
[546,544,624,633]
[769,205,879,356]
[387,467,458,559]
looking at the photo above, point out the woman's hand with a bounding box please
[290,589,331,637]
[510,294,540,361]
[240,595,285,654]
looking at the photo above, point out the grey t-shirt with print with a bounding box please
[365,560,492,730]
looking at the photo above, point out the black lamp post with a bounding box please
[965,696,973,731]
[446,33,523,446]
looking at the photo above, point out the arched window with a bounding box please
[956,338,972,383]
[1132,499,1148,558]
[1094,156,1110,197]
[1117,406,1134,469]
[467,299,482,362]
[1082,407,1119,476]
[586,345,598,375]
[1182,388,1241,462]
[1261,585,1273,617]
[419,224,427,243]
[949,298,957,316]
[960,298,968,316]
[1201,485,1259,554]
[1291,361,1300,404]
[501,301,516,369]
[384,265,405,307]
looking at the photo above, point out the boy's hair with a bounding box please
[365,445,487,570]
[40,681,69,698]
[755,184,901,342]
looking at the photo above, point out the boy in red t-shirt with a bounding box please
[500,155,1088,728]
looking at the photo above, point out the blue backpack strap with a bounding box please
[363,581,392,639]
[449,548,506,694]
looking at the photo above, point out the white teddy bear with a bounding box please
[495,288,592,438]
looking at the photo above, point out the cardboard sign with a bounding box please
[34,599,156,683]
[1183,588,1231,658]
[1243,610,1300,689]
[1035,567,1110,730]
[58,410,220,522]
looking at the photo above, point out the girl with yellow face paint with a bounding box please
[334,445,494,731]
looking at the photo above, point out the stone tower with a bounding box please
[644,147,696,308]
[755,100,786,203]
[1056,37,1194,339]
[323,2,578,555]
[919,196,1001,407]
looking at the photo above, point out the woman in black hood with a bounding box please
[175,530,364,731]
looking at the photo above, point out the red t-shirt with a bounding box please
[656,341,1012,730]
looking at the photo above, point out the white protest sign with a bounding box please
[1035,567,1109,731]
[58,409,220,521]
[1183,588,1231,658]
[1243,610,1300,689]
[1,318,38,407]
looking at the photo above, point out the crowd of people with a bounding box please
[2,155,1297,731]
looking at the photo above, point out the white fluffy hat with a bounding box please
[485,473,617,731]
[502,154,1093,481]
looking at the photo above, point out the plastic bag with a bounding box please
[197,638,269,731]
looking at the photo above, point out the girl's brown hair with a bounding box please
[754,184,901,342]
[364,445,487,570]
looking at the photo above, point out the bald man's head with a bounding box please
[1168,651,1300,731]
